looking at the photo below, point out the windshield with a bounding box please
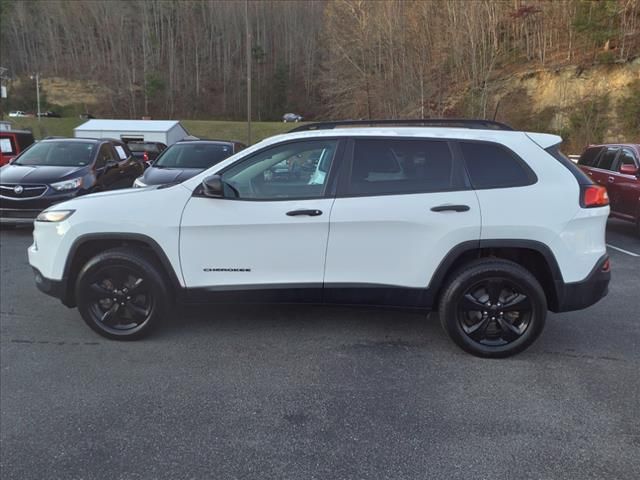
[154,143,233,169]
[13,141,96,167]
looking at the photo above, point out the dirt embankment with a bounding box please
[490,58,639,143]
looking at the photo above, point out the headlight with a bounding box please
[36,210,75,222]
[51,177,83,191]
[133,177,147,188]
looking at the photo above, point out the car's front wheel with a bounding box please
[75,247,170,340]
[439,259,547,358]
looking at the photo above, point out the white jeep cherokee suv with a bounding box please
[28,120,611,357]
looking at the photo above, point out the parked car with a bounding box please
[28,119,611,358]
[127,141,167,168]
[282,113,303,123]
[0,130,35,166]
[37,111,61,118]
[0,138,144,226]
[577,143,640,234]
[8,111,27,118]
[133,140,245,187]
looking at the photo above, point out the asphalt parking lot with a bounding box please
[1,219,639,480]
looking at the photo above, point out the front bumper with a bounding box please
[32,267,68,303]
[0,192,78,225]
[552,255,610,312]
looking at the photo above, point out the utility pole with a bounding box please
[30,73,41,121]
[0,67,9,120]
[245,0,252,145]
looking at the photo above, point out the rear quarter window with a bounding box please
[458,141,536,189]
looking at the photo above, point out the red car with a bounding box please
[0,130,35,166]
[577,143,640,234]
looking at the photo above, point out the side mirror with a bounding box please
[620,164,639,176]
[202,174,224,197]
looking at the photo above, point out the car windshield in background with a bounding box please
[154,143,233,169]
[12,142,96,167]
[129,143,160,153]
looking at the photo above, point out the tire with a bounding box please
[75,247,170,340]
[438,258,547,358]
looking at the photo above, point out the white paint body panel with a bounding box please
[179,197,335,287]
[474,135,608,282]
[324,192,481,287]
[28,185,191,284]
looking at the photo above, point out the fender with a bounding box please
[60,232,183,306]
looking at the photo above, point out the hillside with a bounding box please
[1,0,638,151]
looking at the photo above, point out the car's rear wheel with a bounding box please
[439,259,547,358]
[75,248,169,340]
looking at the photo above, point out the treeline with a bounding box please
[1,0,639,122]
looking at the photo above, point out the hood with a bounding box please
[0,164,89,185]
[141,166,204,186]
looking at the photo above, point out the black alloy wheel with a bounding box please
[439,258,547,358]
[76,248,169,340]
[86,265,153,334]
[458,277,532,347]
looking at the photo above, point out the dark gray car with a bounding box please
[133,140,245,188]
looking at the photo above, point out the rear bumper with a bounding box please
[552,255,610,312]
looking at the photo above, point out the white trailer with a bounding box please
[73,119,191,146]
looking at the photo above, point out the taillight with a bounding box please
[143,151,149,162]
[580,185,609,208]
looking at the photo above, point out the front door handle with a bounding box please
[608,177,615,183]
[286,209,323,216]
[431,204,470,213]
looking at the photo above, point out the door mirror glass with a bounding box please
[202,174,224,197]
[620,163,639,176]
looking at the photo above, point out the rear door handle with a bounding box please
[608,177,615,183]
[286,209,323,216]
[431,204,470,213]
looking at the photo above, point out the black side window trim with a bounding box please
[192,138,346,202]
[457,140,538,190]
[335,137,472,198]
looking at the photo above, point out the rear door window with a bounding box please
[578,147,602,167]
[346,139,465,195]
[459,141,535,189]
[595,148,619,171]
[95,144,114,169]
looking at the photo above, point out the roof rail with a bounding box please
[288,118,514,133]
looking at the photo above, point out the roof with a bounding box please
[0,129,34,136]
[74,119,187,132]
[41,137,101,143]
[266,126,561,147]
[176,138,238,145]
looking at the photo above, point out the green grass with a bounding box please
[8,117,303,145]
